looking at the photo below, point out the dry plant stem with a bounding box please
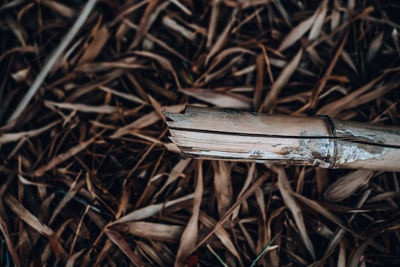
[166,106,400,171]
[7,0,97,123]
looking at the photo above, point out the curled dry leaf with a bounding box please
[77,26,110,65]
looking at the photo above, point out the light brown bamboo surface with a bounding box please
[165,106,400,171]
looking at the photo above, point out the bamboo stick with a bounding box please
[165,106,400,172]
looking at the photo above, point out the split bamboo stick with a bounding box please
[165,106,400,172]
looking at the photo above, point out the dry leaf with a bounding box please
[275,167,315,259]
[118,221,183,242]
[180,88,251,109]
[259,49,303,112]
[212,161,232,216]
[175,160,203,266]
[324,170,374,202]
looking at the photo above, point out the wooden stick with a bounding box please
[165,106,400,171]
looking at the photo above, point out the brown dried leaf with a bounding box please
[366,32,384,62]
[32,134,99,177]
[49,177,85,224]
[105,229,149,267]
[111,104,185,138]
[205,8,238,64]
[308,0,328,40]
[199,211,242,262]
[317,73,386,116]
[212,161,232,216]
[180,88,251,109]
[78,26,110,65]
[118,221,183,242]
[291,192,348,231]
[275,167,315,259]
[45,101,118,113]
[324,170,374,202]
[66,249,85,267]
[0,217,21,266]
[4,193,54,236]
[131,0,166,48]
[175,160,203,266]
[114,193,195,224]
[0,120,60,144]
[259,49,303,112]
[42,0,75,18]
[278,12,317,51]
[134,50,181,88]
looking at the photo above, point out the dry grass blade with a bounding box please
[7,0,97,123]
[32,133,99,177]
[0,120,59,144]
[308,0,328,40]
[317,73,386,116]
[111,104,185,138]
[324,170,374,202]
[205,8,238,65]
[48,176,84,224]
[105,229,149,267]
[275,166,315,259]
[114,193,195,224]
[278,11,317,51]
[4,193,54,236]
[323,189,371,258]
[212,161,232,216]
[134,50,181,88]
[77,26,110,65]
[89,211,147,266]
[366,32,384,62]
[348,238,372,267]
[0,217,21,266]
[259,49,302,112]
[42,0,75,18]
[180,88,251,109]
[199,211,242,262]
[131,0,167,48]
[66,249,85,267]
[175,160,203,266]
[190,172,270,255]
[291,192,348,231]
[117,221,183,242]
[45,101,119,114]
